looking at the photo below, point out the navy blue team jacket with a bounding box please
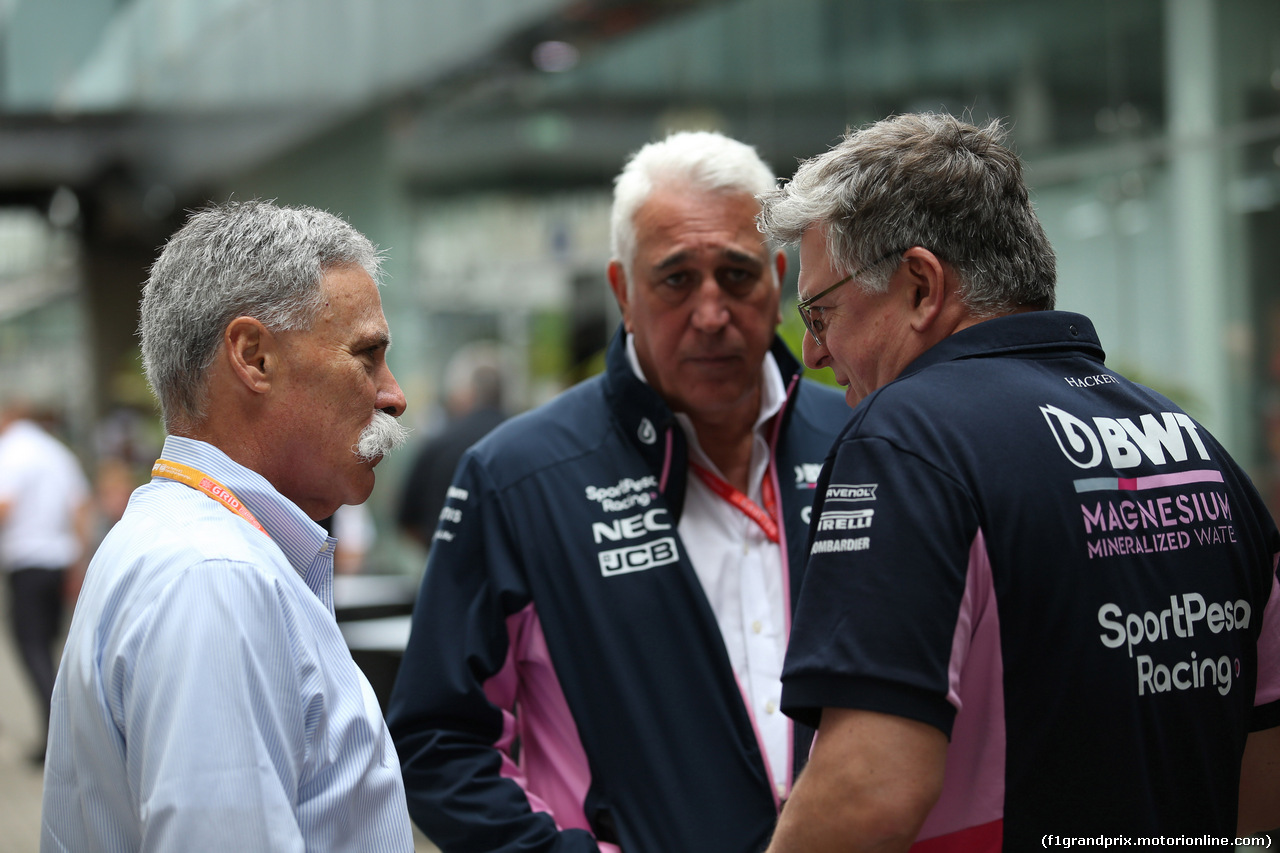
[388,328,848,853]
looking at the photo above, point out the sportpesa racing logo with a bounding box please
[585,475,659,513]
[1098,591,1249,698]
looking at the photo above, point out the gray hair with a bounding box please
[140,200,383,432]
[610,130,777,278]
[758,113,1055,315]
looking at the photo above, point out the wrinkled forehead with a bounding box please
[636,187,768,247]
[312,265,391,335]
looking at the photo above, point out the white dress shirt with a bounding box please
[41,435,413,852]
[626,336,791,796]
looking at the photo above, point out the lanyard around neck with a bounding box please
[152,458,270,538]
[688,461,780,544]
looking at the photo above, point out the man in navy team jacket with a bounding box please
[389,131,848,852]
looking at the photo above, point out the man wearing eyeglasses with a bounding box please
[388,131,848,852]
[756,112,1280,851]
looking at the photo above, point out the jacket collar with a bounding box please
[898,310,1105,381]
[600,326,807,519]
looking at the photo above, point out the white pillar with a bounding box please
[1165,0,1233,444]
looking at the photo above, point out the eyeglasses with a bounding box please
[797,248,905,347]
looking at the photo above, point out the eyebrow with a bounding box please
[357,329,392,351]
[797,275,851,306]
[724,249,765,272]
[653,248,766,273]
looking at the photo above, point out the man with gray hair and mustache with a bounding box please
[41,200,415,852]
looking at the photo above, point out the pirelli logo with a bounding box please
[816,509,874,532]
[599,537,679,577]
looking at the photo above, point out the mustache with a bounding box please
[353,410,410,462]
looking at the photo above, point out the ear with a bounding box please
[772,250,787,324]
[607,260,634,332]
[224,316,275,395]
[898,248,950,333]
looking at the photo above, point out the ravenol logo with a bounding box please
[826,484,877,502]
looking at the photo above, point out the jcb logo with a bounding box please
[599,537,679,577]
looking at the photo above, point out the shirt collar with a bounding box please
[156,435,333,586]
[624,332,785,474]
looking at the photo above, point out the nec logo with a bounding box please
[592,509,671,544]
[593,509,677,577]
[1040,405,1211,470]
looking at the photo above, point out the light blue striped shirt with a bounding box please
[41,436,414,852]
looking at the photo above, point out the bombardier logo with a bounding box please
[1040,404,1210,470]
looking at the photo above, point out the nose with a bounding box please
[689,276,730,332]
[801,331,828,371]
[377,366,408,419]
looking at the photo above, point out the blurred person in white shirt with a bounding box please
[0,401,91,765]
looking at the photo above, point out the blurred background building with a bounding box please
[0,1,1276,849]
[0,0,1276,554]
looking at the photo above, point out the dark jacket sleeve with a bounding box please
[386,453,599,853]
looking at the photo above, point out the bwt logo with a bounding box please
[1040,405,1211,470]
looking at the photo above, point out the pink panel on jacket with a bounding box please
[916,529,1007,843]
[485,604,622,853]
[1254,565,1280,707]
